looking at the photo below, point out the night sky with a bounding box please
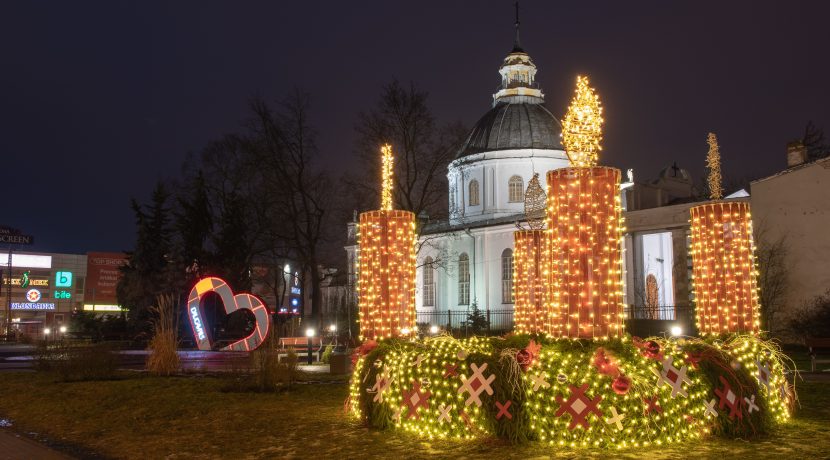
[2,1,828,254]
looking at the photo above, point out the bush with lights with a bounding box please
[347,332,794,447]
[348,80,796,448]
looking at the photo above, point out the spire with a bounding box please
[492,1,543,105]
[513,1,523,52]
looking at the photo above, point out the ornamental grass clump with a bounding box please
[249,333,298,392]
[147,293,180,376]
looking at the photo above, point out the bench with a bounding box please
[279,337,324,362]
[806,338,830,372]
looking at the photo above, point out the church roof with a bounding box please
[456,101,563,158]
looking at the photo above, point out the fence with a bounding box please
[624,305,697,338]
[416,308,514,338]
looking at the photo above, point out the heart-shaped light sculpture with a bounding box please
[186,277,271,351]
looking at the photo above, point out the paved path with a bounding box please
[0,429,73,460]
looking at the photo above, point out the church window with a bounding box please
[422,257,435,307]
[469,180,480,206]
[508,175,524,202]
[458,253,470,306]
[502,249,514,303]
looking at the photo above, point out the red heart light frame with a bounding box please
[187,277,271,351]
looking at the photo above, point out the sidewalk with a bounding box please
[0,429,73,460]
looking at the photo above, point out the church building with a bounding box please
[342,22,749,337]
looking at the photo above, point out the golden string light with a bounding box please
[357,145,417,340]
[562,75,604,168]
[381,143,394,211]
[546,166,625,339]
[689,201,760,334]
[513,230,551,335]
[706,133,723,200]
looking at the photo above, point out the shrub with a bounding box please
[789,289,830,339]
[36,342,120,381]
[321,344,334,364]
[248,336,298,392]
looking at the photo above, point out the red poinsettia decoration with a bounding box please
[611,375,631,395]
[632,336,663,361]
[517,339,542,371]
[592,347,621,378]
[351,339,378,365]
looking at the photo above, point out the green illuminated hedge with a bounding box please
[348,334,793,448]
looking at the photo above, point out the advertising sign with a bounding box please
[11,302,55,310]
[85,252,127,304]
[0,226,34,245]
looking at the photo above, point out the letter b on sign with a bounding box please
[56,271,73,287]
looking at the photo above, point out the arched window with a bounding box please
[422,257,435,307]
[502,248,514,303]
[468,180,480,206]
[458,253,470,306]
[508,175,524,203]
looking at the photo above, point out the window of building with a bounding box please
[468,180,480,206]
[501,248,514,303]
[422,257,435,307]
[508,175,524,202]
[458,253,470,306]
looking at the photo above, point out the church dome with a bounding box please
[455,23,563,160]
[457,101,563,158]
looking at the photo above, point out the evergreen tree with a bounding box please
[117,181,175,337]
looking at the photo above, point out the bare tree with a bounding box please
[801,121,830,161]
[347,80,467,219]
[754,224,790,335]
[246,91,334,330]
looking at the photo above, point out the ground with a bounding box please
[0,370,828,459]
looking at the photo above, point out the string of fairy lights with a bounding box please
[357,144,417,340]
[349,76,789,449]
[689,202,761,334]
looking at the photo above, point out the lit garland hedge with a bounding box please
[348,334,794,448]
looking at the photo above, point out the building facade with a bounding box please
[0,251,127,337]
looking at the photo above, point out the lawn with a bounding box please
[0,371,828,459]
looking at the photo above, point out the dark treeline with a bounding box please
[116,82,467,339]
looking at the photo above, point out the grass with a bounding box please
[0,371,828,459]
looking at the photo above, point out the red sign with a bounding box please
[85,252,127,304]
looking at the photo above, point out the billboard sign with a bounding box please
[0,226,34,245]
[85,252,127,305]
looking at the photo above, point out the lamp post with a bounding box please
[305,328,314,365]
[43,327,51,346]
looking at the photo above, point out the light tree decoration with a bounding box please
[546,76,624,339]
[381,144,394,211]
[514,174,551,334]
[690,132,760,334]
[357,144,417,341]
[561,75,604,168]
[706,132,723,200]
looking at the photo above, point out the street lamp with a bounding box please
[59,326,67,334]
[430,325,439,335]
[43,327,51,335]
[305,328,315,365]
[670,325,682,337]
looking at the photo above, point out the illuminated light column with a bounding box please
[513,230,551,335]
[546,166,625,339]
[689,201,760,334]
[357,145,417,341]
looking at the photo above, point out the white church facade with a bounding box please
[342,31,749,337]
